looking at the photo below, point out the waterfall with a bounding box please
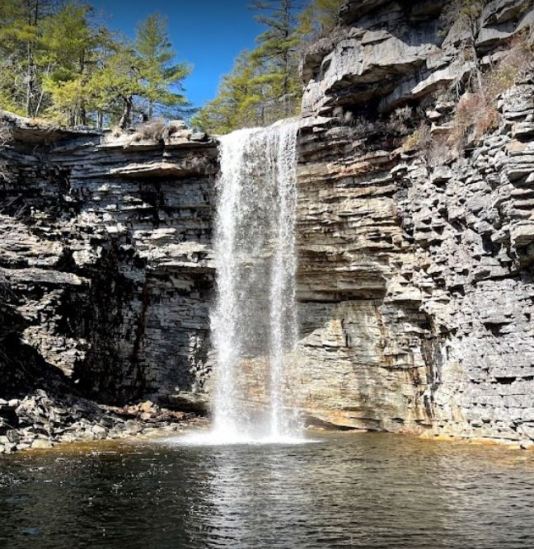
[210,120,300,443]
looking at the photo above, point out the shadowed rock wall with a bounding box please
[0,119,217,405]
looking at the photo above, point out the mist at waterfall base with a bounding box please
[176,121,307,446]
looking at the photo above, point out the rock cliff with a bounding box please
[0,117,217,406]
[292,0,534,444]
[1,0,534,449]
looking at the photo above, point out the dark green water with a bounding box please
[1,432,534,548]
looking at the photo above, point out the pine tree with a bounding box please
[193,0,305,134]
[0,0,56,116]
[192,51,263,134]
[89,13,191,129]
[40,3,104,125]
[87,42,143,128]
[0,0,27,114]
[135,14,191,119]
[0,4,192,129]
[250,0,301,118]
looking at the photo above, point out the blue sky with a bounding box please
[90,0,263,108]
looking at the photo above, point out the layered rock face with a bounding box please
[292,121,433,432]
[301,0,534,117]
[0,118,217,405]
[292,0,534,444]
[1,0,534,448]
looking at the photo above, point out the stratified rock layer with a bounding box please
[290,0,534,444]
[1,0,533,448]
[0,118,217,406]
[301,0,534,116]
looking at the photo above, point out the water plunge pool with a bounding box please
[1,432,534,548]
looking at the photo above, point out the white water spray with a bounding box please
[207,120,301,444]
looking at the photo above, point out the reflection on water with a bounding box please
[1,433,534,548]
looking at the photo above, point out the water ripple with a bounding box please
[1,433,534,548]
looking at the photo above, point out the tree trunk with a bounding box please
[282,0,291,116]
[25,0,40,117]
[34,62,51,117]
[79,51,87,126]
[119,97,133,129]
[283,66,290,116]
[26,40,33,116]
[80,105,87,126]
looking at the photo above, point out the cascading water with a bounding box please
[267,124,299,438]
[208,120,301,444]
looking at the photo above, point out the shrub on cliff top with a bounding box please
[450,28,534,150]
[131,118,167,142]
[440,0,484,39]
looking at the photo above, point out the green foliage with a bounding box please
[40,3,105,125]
[87,42,144,128]
[194,0,342,134]
[134,14,191,119]
[250,0,301,118]
[0,1,191,128]
[0,0,346,132]
[298,0,343,42]
[0,0,56,117]
[193,51,266,134]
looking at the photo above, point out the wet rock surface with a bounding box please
[292,82,534,443]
